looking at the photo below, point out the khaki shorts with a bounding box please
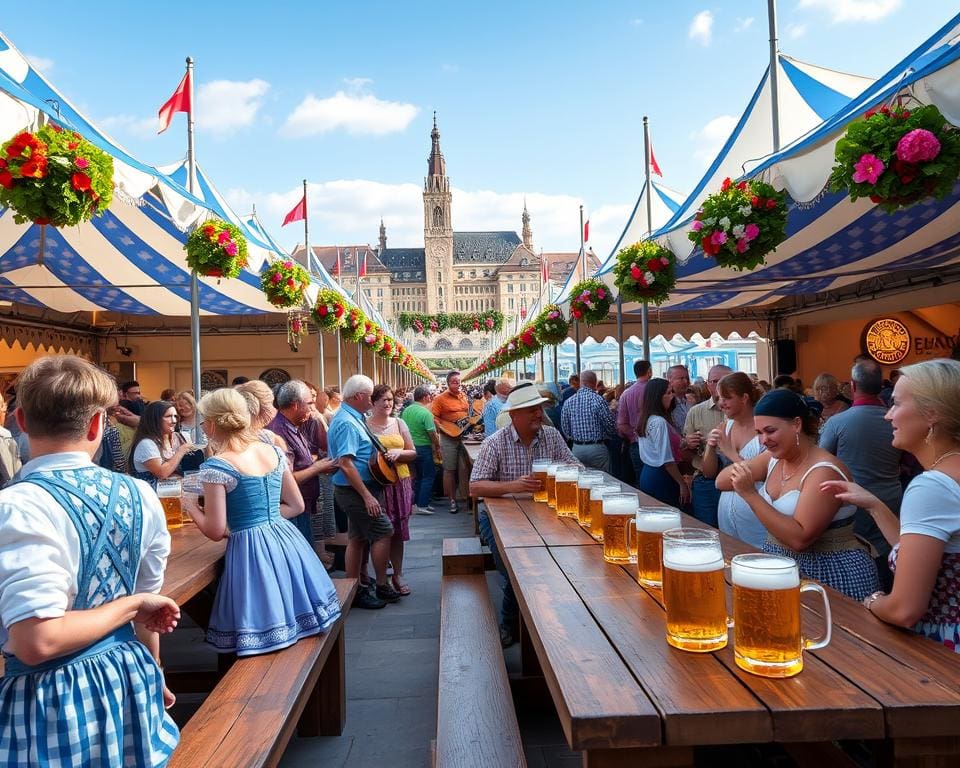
[334,484,394,542]
[438,433,466,472]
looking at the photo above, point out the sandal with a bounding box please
[392,577,412,596]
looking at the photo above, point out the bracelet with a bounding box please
[864,590,884,613]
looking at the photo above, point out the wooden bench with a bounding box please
[169,577,358,768]
[436,538,525,768]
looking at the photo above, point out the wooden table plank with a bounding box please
[551,545,771,747]
[502,545,661,751]
[516,497,597,547]
[162,525,226,605]
[485,496,544,549]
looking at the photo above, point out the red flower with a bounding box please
[318,305,329,316]
[50,124,63,133]
[334,304,344,317]
[206,268,223,277]
[630,265,642,280]
[721,177,732,192]
[765,199,777,209]
[571,308,582,319]
[67,142,79,150]
[701,231,720,256]
[33,216,51,225]
[647,258,662,273]
[0,171,12,189]
[750,196,760,207]
[736,181,748,191]
[865,108,876,119]
[5,143,23,158]
[869,194,884,203]
[70,172,91,192]
[892,157,918,184]
[287,277,296,288]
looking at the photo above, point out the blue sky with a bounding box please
[4,1,957,260]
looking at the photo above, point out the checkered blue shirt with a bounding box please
[560,387,616,443]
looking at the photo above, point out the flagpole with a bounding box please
[185,56,203,413]
[300,178,325,389]
[574,205,584,376]
[641,116,653,361]
[768,0,781,152]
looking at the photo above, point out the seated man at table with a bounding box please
[470,383,579,647]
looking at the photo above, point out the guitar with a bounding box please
[365,428,400,485]
[435,398,485,439]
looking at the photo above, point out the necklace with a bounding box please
[930,449,960,470]
[779,452,807,492]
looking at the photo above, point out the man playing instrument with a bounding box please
[431,371,470,514]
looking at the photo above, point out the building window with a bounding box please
[433,206,444,228]
[507,284,513,293]
[364,289,371,298]
[508,298,515,310]
[520,284,526,292]
[457,271,463,279]
[377,288,383,298]
[437,271,442,283]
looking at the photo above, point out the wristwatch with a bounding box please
[863,590,885,613]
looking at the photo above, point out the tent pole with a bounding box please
[358,342,363,376]
[336,331,343,390]
[186,56,202,410]
[616,297,625,388]
[642,115,655,361]
[303,179,322,388]
[768,0,781,152]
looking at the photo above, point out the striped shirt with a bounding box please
[560,387,616,443]
[470,425,577,484]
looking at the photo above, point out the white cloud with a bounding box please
[25,54,53,74]
[734,17,754,32]
[786,23,808,39]
[281,91,419,137]
[689,10,714,46]
[691,114,738,168]
[228,181,630,257]
[797,0,901,22]
[99,114,157,139]
[196,79,270,137]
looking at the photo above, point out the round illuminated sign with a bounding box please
[864,318,910,365]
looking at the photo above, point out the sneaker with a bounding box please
[414,505,435,516]
[353,587,387,610]
[499,626,515,648]
[375,584,402,603]
[449,500,459,514]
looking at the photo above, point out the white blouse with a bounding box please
[638,415,674,467]
[0,452,170,651]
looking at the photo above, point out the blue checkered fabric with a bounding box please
[560,388,616,443]
[0,468,179,766]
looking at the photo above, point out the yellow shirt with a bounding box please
[377,432,411,479]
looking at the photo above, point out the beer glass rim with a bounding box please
[731,553,797,573]
[546,463,562,475]
[601,492,639,513]
[662,527,717,543]
[531,458,553,468]
[555,464,581,478]
[638,505,681,516]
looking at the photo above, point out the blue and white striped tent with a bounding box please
[0,31,282,317]
[597,14,960,316]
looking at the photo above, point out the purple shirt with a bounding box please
[268,411,320,509]
[616,379,647,443]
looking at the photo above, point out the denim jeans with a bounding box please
[413,445,436,508]
[477,505,518,633]
[691,474,720,528]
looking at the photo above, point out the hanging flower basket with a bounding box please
[341,306,367,343]
[186,219,249,278]
[287,309,308,353]
[568,278,613,325]
[362,321,385,353]
[0,124,114,227]
[532,304,569,345]
[613,241,677,305]
[830,103,960,213]
[311,288,347,331]
[260,259,311,308]
[688,177,787,271]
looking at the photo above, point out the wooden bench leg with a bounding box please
[519,614,541,677]
[880,736,960,768]
[298,626,346,738]
[582,746,694,768]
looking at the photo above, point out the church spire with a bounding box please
[521,198,533,250]
[426,111,447,182]
[378,217,387,252]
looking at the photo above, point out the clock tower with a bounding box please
[423,113,453,313]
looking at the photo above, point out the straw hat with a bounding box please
[495,384,550,429]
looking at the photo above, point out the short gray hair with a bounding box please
[580,370,598,387]
[413,385,432,402]
[276,380,309,409]
[343,374,374,400]
[851,360,883,396]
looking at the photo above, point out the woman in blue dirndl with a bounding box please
[188,388,341,656]
[0,356,180,767]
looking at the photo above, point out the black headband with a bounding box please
[754,389,823,419]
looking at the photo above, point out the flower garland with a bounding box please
[0,124,113,226]
[568,279,613,325]
[613,241,676,305]
[311,288,347,331]
[362,321,385,353]
[341,306,367,343]
[688,177,787,272]
[260,259,311,308]
[830,103,960,213]
[532,304,569,345]
[398,310,504,335]
[185,219,249,279]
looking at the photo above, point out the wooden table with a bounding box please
[485,492,960,767]
[162,524,227,604]
[462,440,483,533]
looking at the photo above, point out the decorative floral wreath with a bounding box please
[613,241,677,305]
[341,306,367,343]
[830,103,960,213]
[362,321,385,352]
[311,288,347,331]
[0,124,114,227]
[532,304,569,345]
[688,177,787,272]
[398,310,504,335]
[186,219,249,279]
[568,278,613,324]
[260,259,311,308]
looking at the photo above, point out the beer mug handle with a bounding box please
[627,519,636,553]
[799,580,832,651]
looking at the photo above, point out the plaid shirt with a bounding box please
[560,387,616,443]
[470,424,577,484]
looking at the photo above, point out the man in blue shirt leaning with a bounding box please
[482,378,511,439]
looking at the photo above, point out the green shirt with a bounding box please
[401,402,437,447]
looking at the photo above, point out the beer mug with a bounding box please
[635,506,682,588]
[601,493,639,564]
[662,528,727,652]
[576,471,605,528]
[554,464,581,518]
[156,479,183,531]
[589,483,622,542]
[731,554,832,678]
[545,463,561,509]
[531,459,552,503]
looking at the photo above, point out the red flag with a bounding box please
[540,255,549,284]
[157,71,191,135]
[650,144,663,177]
[282,194,306,227]
[358,250,367,278]
[331,249,340,276]
[583,219,590,243]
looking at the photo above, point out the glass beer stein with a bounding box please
[635,506,682,588]
[662,528,727,652]
[554,464,581,518]
[576,471,605,528]
[731,554,832,678]
[546,463,560,509]
[531,459,552,503]
[601,493,639,564]
[589,483,622,542]
[156,479,183,531]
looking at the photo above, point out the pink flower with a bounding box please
[283,260,293,269]
[225,242,238,256]
[271,272,282,284]
[218,230,231,244]
[896,129,941,164]
[597,288,606,300]
[691,220,703,232]
[660,257,669,266]
[74,157,89,169]
[710,231,728,247]
[744,223,760,241]
[852,153,885,185]
[736,238,750,253]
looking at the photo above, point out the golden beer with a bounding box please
[589,484,621,541]
[554,465,581,517]
[546,463,560,508]
[601,494,639,564]
[531,459,552,503]
[635,507,682,588]
[662,529,727,652]
[159,493,183,530]
[576,472,604,527]
[731,554,831,677]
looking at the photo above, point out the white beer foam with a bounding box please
[663,546,724,572]
[731,558,799,590]
[590,484,622,500]
[546,463,561,476]
[555,467,580,482]
[578,474,604,489]
[636,511,682,533]
[603,496,639,515]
